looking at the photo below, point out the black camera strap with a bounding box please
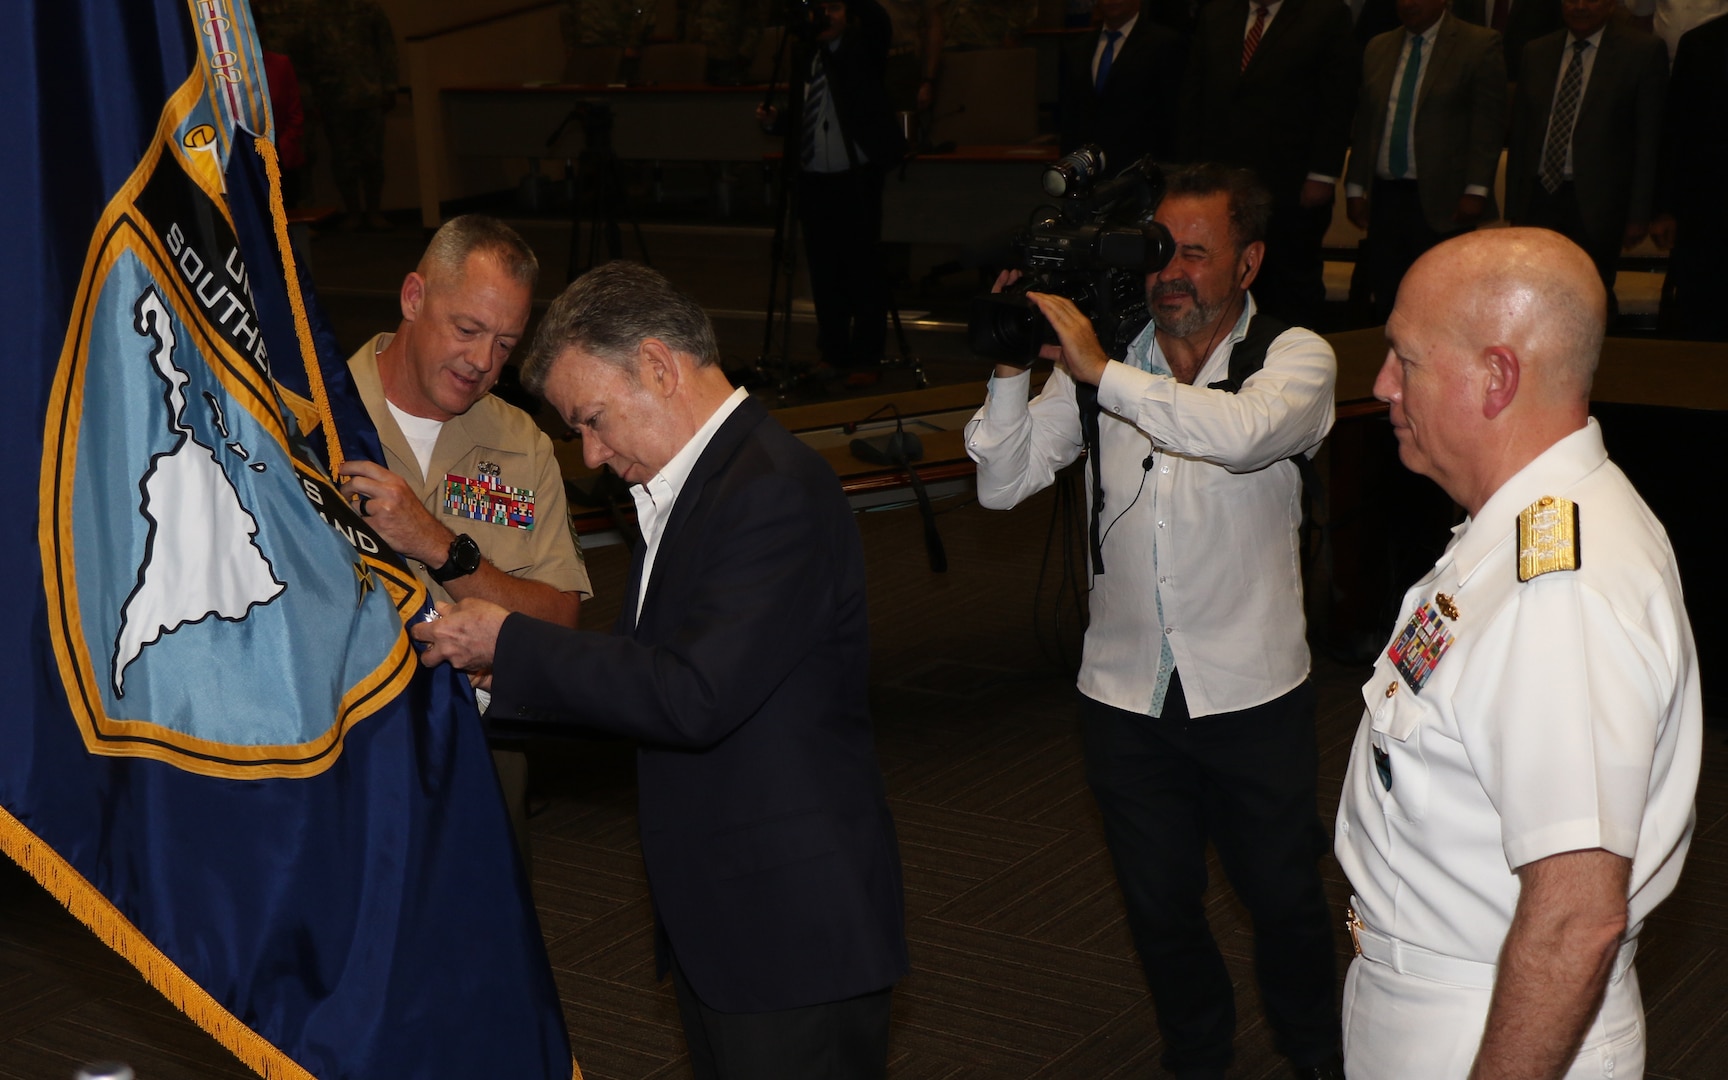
[1078,312,1305,576]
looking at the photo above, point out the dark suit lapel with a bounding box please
[633,396,769,631]
[1418,18,1458,110]
[1247,0,1303,73]
[1576,26,1622,124]
[1528,34,1565,110]
[619,544,647,636]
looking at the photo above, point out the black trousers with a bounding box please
[672,961,892,1080]
[1522,182,1621,313]
[798,166,888,368]
[1253,199,1333,329]
[1660,232,1728,341]
[1082,674,1337,1077]
[1365,179,1467,324]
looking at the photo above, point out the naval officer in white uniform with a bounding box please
[1334,227,1702,1079]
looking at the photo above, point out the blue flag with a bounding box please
[2,1,578,1076]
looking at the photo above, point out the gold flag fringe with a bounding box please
[0,806,315,1078]
[255,135,345,477]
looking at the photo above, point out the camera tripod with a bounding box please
[544,101,650,283]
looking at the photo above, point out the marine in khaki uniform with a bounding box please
[339,216,591,875]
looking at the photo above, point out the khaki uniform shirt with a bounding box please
[348,334,592,605]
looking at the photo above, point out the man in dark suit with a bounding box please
[1346,0,1507,321]
[1453,0,1562,79]
[415,262,909,1080]
[1179,0,1360,328]
[1652,12,1728,340]
[759,0,905,387]
[1059,0,1188,171]
[1506,0,1667,306]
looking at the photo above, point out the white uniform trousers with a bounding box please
[1342,929,1644,1079]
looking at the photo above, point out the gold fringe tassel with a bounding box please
[0,806,314,1079]
[255,135,345,477]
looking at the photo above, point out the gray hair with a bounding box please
[522,261,720,394]
[420,214,538,288]
[1163,163,1274,253]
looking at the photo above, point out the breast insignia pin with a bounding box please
[1435,592,1459,620]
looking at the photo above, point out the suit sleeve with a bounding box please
[1308,3,1364,179]
[1347,39,1385,193]
[1465,30,1509,197]
[488,470,846,748]
[1627,35,1669,226]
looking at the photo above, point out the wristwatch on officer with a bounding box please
[428,533,482,583]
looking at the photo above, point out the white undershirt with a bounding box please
[387,400,444,481]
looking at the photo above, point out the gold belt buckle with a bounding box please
[1346,907,1365,957]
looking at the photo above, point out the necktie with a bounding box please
[1095,29,1123,93]
[801,57,828,168]
[1490,0,1509,31]
[1387,32,1425,179]
[1540,39,1588,193]
[1242,4,1270,71]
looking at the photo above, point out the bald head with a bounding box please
[1376,229,1602,513]
[1407,227,1605,403]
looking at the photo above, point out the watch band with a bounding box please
[428,533,481,583]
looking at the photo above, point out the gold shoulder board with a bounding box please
[1517,495,1580,582]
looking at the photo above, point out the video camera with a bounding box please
[969,147,1175,365]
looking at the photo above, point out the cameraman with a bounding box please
[964,163,1342,1080]
[757,0,904,388]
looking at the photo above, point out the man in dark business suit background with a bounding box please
[1346,0,1507,321]
[1505,0,1667,308]
[759,0,905,387]
[414,262,908,1080]
[1059,0,1187,172]
[1179,0,1360,328]
[1651,11,1728,340]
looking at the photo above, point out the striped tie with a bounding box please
[1242,4,1270,71]
[1540,39,1588,193]
[801,59,828,168]
[1387,32,1424,179]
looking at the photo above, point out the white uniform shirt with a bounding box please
[1336,419,1701,964]
[965,299,1336,718]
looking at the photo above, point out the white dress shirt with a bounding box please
[965,298,1337,718]
[1377,15,1441,180]
[1545,26,1606,179]
[630,386,748,616]
[1091,12,1139,82]
[804,41,867,175]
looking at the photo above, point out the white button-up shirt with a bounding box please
[965,298,1336,718]
[630,386,748,617]
[1336,419,1701,963]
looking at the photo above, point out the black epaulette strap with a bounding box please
[1079,313,1320,575]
